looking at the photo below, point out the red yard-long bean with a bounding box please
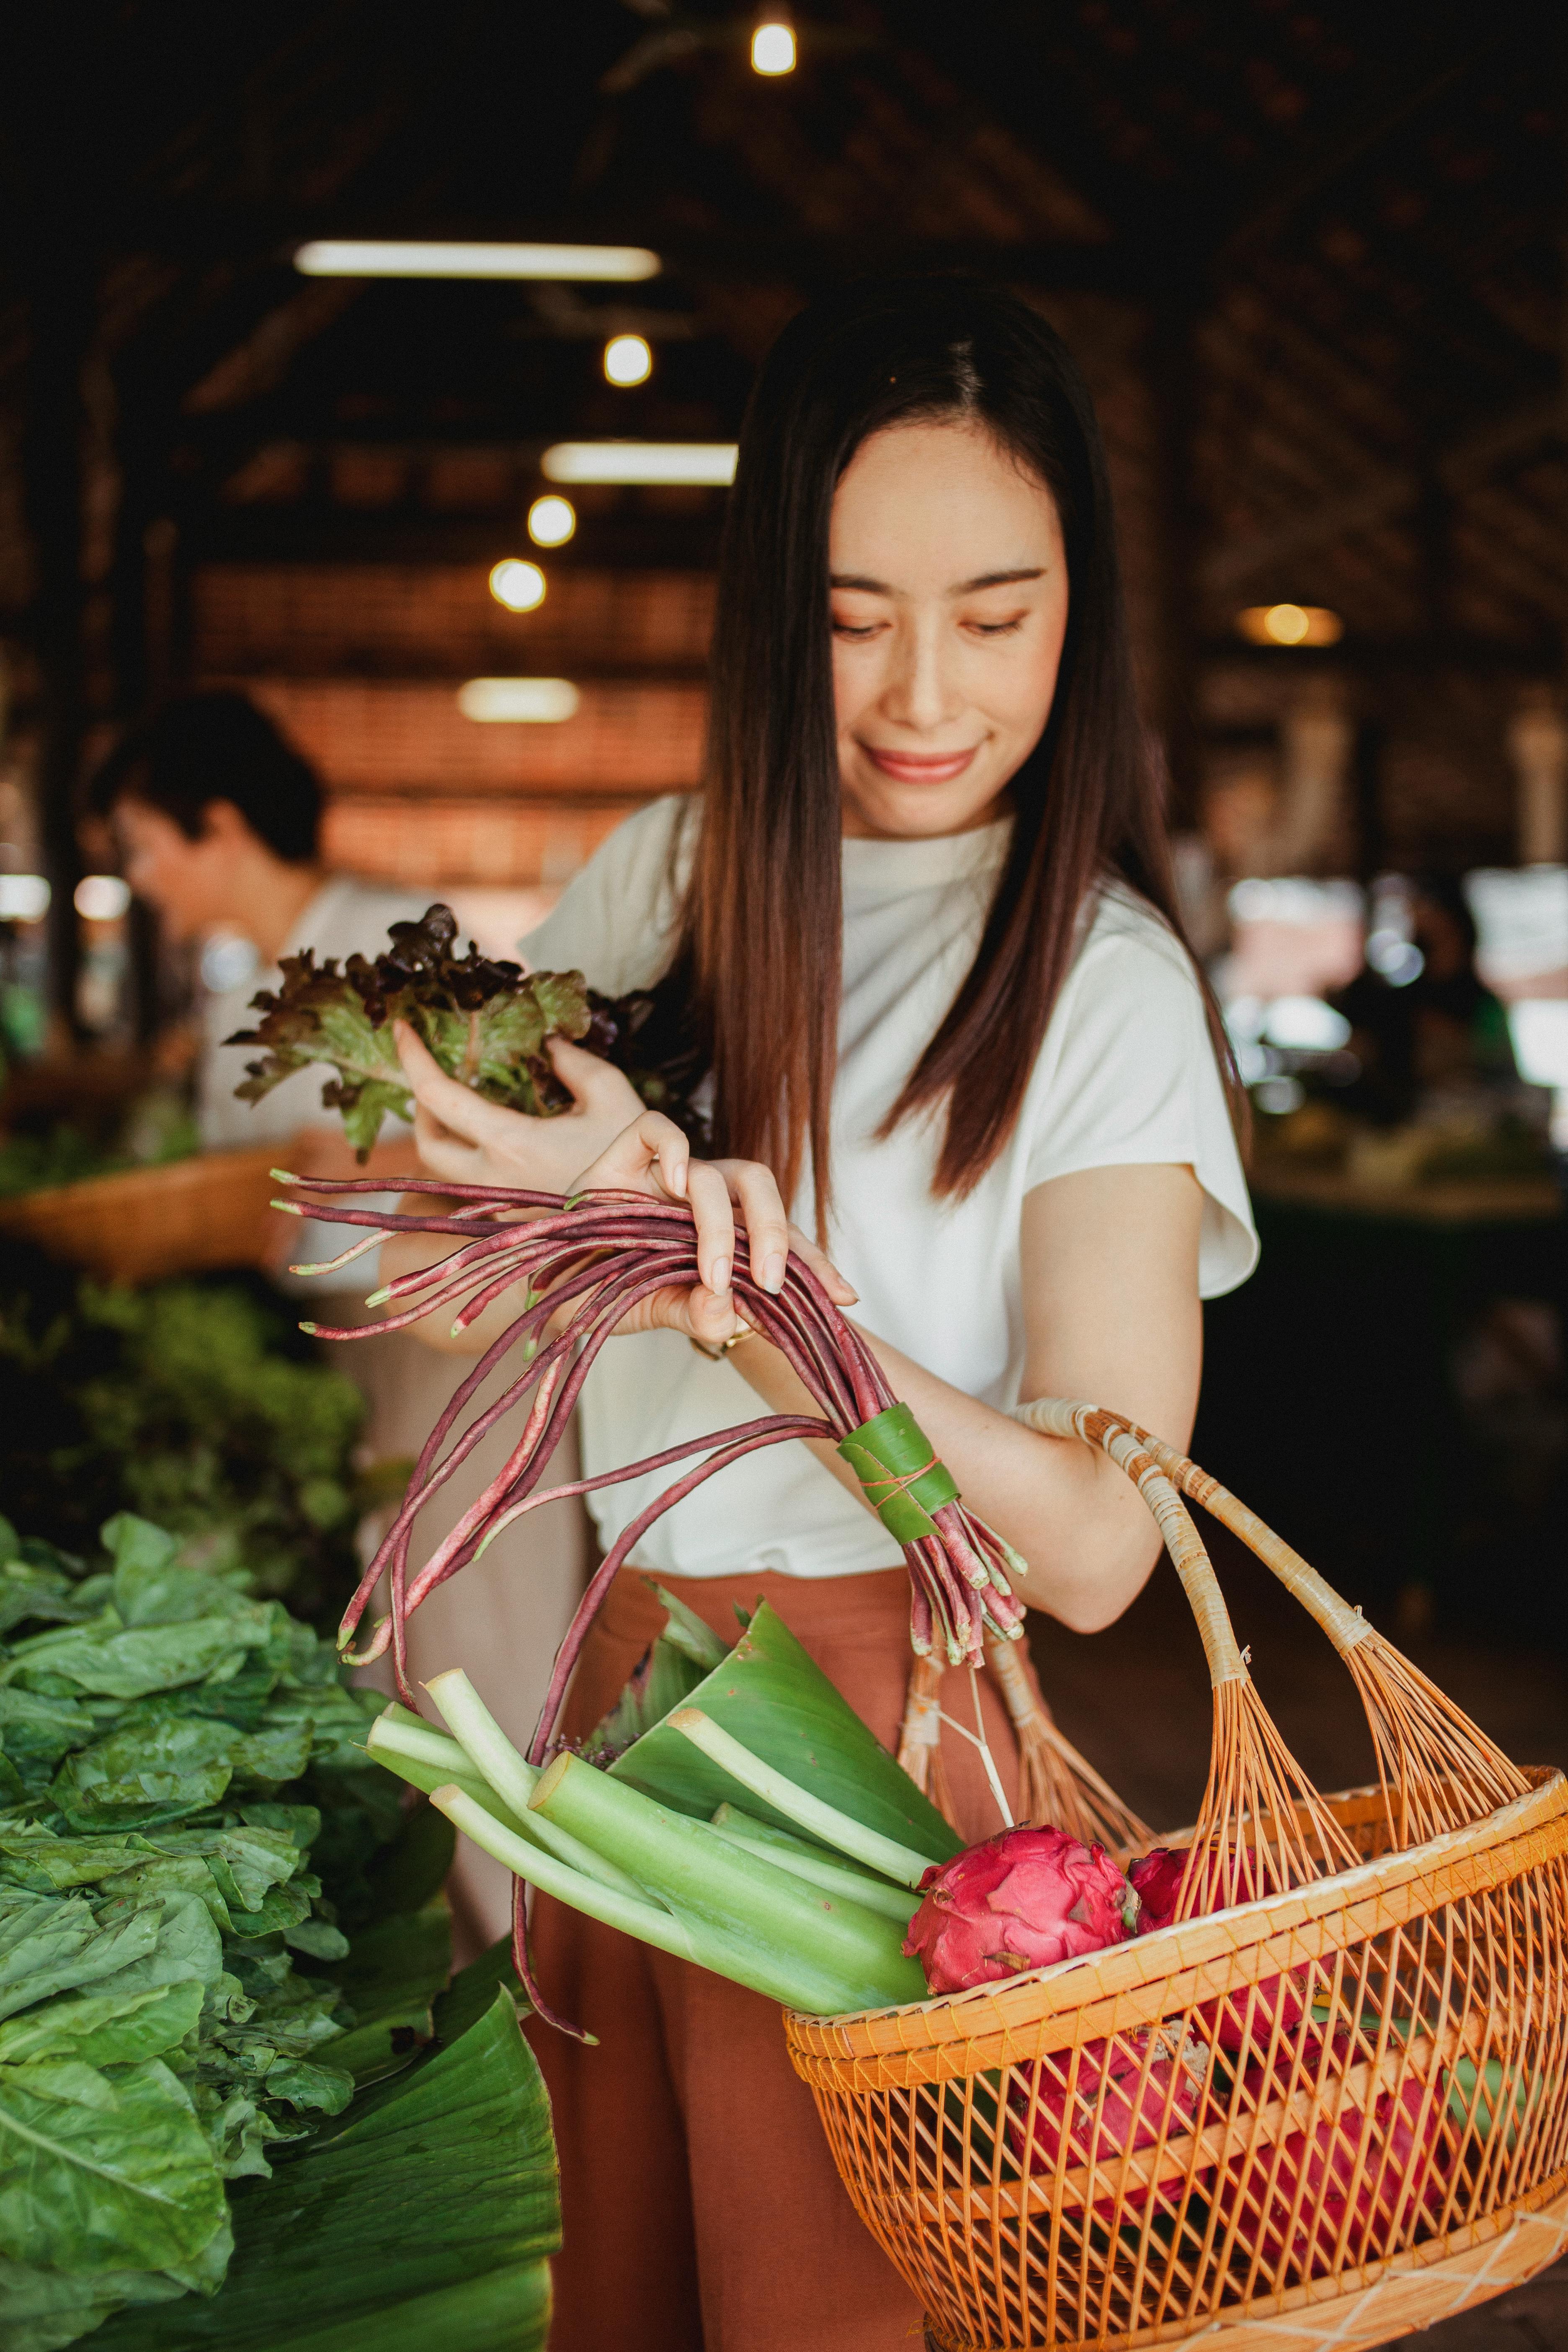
[280,1171,1029,1756]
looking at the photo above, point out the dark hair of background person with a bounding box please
[665,273,1244,1228]
[86,691,323,864]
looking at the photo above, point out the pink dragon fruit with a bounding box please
[1131,1843,1308,2056]
[1128,1847,1188,1931]
[1006,2028,1214,2219]
[1218,2037,1450,2279]
[903,1826,1139,1996]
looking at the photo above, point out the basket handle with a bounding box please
[1015,1398,1250,1688]
[1009,1397,1371,1656]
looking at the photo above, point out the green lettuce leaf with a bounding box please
[0,2252,192,2352]
[226,900,707,1158]
[0,2053,227,2276]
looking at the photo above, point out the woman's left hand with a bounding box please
[565,1111,856,1349]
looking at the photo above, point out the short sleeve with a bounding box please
[521,796,689,995]
[1023,901,1258,1298]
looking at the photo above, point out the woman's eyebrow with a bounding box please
[828,566,1046,595]
[953,566,1045,593]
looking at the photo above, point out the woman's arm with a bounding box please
[721,1163,1203,1633]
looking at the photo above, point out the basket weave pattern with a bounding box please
[784,1403,1568,2352]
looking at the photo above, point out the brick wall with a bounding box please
[321,797,650,888]
[240,677,705,797]
[193,561,712,885]
[193,565,715,676]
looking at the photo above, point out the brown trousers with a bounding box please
[527,1564,1042,2352]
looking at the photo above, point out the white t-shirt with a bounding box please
[522,795,1257,1582]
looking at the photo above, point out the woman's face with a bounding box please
[829,420,1070,840]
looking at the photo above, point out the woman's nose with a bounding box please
[881,619,961,733]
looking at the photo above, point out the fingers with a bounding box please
[411,1102,481,1184]
[721,1161,791,1295]
[783,1221,859,1306]
[572,1109,691,1202]
[684,1159,736,1297]
[707,1161,859,1305]
[545,1033,643,1117]
[393,1022,518,1148]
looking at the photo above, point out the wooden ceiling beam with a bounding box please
[1200,394,1565,593]
[186,505,725,571]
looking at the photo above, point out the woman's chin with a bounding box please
[840,770,1011,841]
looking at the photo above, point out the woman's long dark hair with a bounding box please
[672,275,1242,1229]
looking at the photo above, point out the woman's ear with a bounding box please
[196,797,256,851]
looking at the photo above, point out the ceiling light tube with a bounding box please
[458,678,580,724]
[294,240,661,282]
[541,441,737,486]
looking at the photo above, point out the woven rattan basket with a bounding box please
[785,1399,1568,2352]
[0,1145,281,1284]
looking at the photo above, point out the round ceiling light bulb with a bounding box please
[1235,603,1344,648]
[489,558,547,612]
[752,18,796,72]
[603,333,653,387]
[527,495,576,547]
[1264,603,1310,645]
[74,874,131,922]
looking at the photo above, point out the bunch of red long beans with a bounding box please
[281,1172,1028,1762]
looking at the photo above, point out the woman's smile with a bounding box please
[858,741,984,783]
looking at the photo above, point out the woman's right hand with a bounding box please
[393,1020,644,1195]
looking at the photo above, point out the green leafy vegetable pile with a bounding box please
[227,901,706,1158]
[91,1947,560,2352]
[0,1511,417,2349]
[0,1254,393,1615]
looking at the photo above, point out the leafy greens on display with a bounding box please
[227,902,706,1158]
[0,1507,547,2352]
[0,1259,388,1614]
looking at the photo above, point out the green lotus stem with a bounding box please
[420,1672,651,1903]
[440,1782,904,2013]
[531,1751,926,2012]
[368,1709,648,1903]
[369,1705,472,1778]
[709,1806,919,1924]
[668,1709,936,1889]
[431,1783,697,1981]
[367,1735,528,1828]
[425,1668,542,1817]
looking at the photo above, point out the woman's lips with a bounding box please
[859,743,980,783]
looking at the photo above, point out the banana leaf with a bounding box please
[580,1580,727,1763]
[90,1945,560,2352]
[311,1904,453,2086]
[607,1598,961,1864]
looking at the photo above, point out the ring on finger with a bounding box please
[690,1320,756,1363]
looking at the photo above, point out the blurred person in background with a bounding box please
[89,691,590,1944]
[87,690,427,1182]
[1333,872,1516,1127]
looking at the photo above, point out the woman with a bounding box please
[387,277,1256,2350]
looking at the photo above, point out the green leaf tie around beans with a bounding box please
[837,1403,960,1545]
